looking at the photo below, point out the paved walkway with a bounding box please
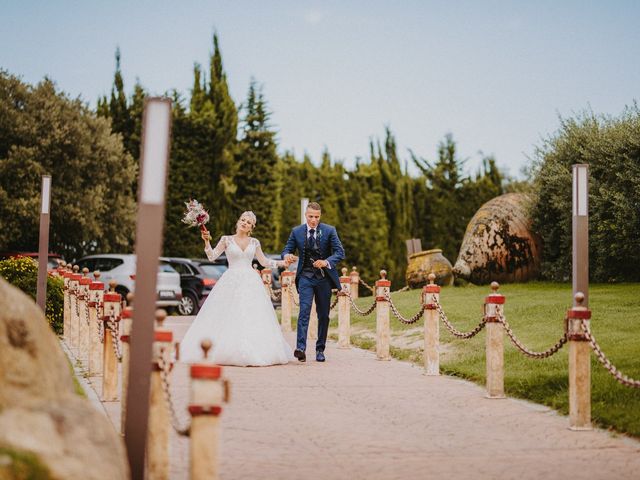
[74,316,640,480]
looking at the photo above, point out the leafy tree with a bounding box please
[0,70,137,260]
[531,105,640,281]
[234,80,279,250]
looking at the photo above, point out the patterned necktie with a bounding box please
[308,229,316,248]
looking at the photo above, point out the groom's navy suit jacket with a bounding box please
[282,223,345,291]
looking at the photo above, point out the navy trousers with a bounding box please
[296,275,332,352]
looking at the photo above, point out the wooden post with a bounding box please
[423,273,440,376]
[485,282,505,399]
[338,268,351,349]
[69,271,81,352]
[102,290,121,402]
[349,266,360,300]
[78,270,91,363]
[147,310,172,480]
[260,268,272,297]
[120,300,133,435]
[375,270,391,361]
[567,292,592,430]
[87,272,104,377]
[189,340,230,480]
[280,271,295,332]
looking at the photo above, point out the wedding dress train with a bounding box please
[179,235,294,366]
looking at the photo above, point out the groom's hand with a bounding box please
[313,259,329,269]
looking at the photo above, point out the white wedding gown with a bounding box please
[180,235,294,366]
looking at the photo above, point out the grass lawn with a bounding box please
[325,282,640,438]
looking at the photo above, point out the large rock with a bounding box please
[0,278,129,480]
[453,193,541,285]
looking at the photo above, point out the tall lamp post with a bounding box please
[36,175,52,311]
[123,98,172,478]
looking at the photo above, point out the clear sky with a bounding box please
[1,1,639,178]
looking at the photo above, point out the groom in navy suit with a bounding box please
[282,202,345,362]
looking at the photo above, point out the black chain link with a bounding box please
[358,278,375,293]
[580,319,640,388]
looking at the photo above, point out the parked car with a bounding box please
[74,254,182,308]
[0,251,64,272]
[161,257,217,316]
[251,253,297,307]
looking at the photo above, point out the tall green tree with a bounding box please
[0,71,137,260]
[234,80,280,249]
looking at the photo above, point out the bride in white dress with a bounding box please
[179,211,295,366]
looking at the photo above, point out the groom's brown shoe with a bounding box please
[294,349,306,362]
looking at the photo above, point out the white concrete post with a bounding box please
[120,302,133,435]
[567,292,592,430]
[349,266,360,300]
[147,310,172,480]
[375,270,391,361]
[189,340,230,480]
[485,282,505,399]
[280,271,295,332]
[101,290,121,402]
[78,270,91,363]
[87,272,105,376]
[68,270,81,352]
[423,273,440,376]
[338,268,351,349]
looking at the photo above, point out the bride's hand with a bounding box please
[201,229,212,243]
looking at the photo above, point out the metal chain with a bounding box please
[581,319,640,388]
[393,285,410,293]
[267,284,283,301]
[97,318,104,344]
[386,295,425,325]
[358,278,375,293]
[288,288,300,306]
[158,349,191,436]
[83,302,91,326]
[106,321,123,361]
[347,293,377,316]
[329,295,339,311]
[434,297,486,339]
[496,311,567,359]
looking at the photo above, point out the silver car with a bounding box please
[75,254,182,307]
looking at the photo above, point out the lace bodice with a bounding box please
[204,235,280,270]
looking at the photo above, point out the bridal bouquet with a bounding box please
[182,199,210,232]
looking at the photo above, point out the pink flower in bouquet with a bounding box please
[182,199,210,232]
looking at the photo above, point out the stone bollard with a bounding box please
[423,273,440,376]
[78,269,92,363]
[189,340,230,480]
[567,292,592,430]
[260,268,272,297]
[62,266,71,340]
[69,270,82,352]
[87,271,105,377]
[338,268,351,349]
[148,309,172,480]
[309,299,318,341]
[375,270,391,361]
[120,295,133,435]
[484,282,505,399]
[101,286,121,402]
[280,271,295,332]
[350,266,360,300]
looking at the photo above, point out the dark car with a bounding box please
[251,253,297,307]
[161,257,218,316]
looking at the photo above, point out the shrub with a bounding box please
[531,104,640,282]
[0,256,64,334]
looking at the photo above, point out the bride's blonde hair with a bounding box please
[236,211,257,234]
